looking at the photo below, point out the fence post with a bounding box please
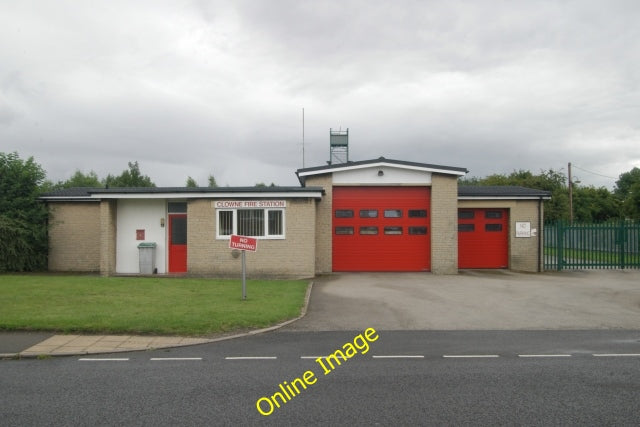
[618,221,626,269]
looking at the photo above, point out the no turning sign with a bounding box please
[229,235,258,252]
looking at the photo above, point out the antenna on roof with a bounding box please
[302,108,305,168]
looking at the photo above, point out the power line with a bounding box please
[571,164,618,180]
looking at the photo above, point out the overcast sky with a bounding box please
[2,1,638,189]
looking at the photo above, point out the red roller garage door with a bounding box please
[458,208,508,269]
[333,186,430,272]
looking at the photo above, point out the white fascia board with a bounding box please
[298,162,466,177]
[91,191,323,200]
[458,196,551,200]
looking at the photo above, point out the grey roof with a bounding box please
[40,186,324,200]
[296,157,468,184]
[39,187,103,200]
[458,186,551,199]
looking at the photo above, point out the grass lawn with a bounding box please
[0,275,309,336]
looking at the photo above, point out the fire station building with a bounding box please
[41,157,550,277]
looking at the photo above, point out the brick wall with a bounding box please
[304,175,332,274]
[431,174,459,274]
[48,202,101,272]
[99,200,117,276]
[457,199,544,272]
[188,198,317,278]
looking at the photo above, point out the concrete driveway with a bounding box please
[284,270,640,331]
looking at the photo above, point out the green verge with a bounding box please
[0,275,309,336]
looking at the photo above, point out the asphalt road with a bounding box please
[2,330,640,426]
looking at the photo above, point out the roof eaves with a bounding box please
[296,157,468,182]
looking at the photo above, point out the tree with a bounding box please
[61,170,102,188]
[572,185,621,222]
[207,174,218,188]
[185,176,198,188]
[0,152,48,271]
[104,161,155,188]
[614,167,640,220]
[461,168,569,221]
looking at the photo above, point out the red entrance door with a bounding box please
[169,214,187,273]
[458,208,508,268]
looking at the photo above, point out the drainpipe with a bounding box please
[538,196,543,272]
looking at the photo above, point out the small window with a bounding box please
[408,210,427,218]
[359,210,378,218]
[168,202,187,213]
[458,210,474,219]
[384,226,403,235]
[485,224,503,232]
[485,211,503,219]
[170,216,187,245]
[384,210,402,218]
[458,224,475,232]
[335,210,354,218]
[359,226,378,235]
[335,226,354,235]
[409,226,428,235]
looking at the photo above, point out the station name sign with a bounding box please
[214,200,286,209]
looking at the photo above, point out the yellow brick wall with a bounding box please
[431,174,459,274]
[304,175,332,274]
[100,200,117,276]
[188,198,317,278]
[48,202,101,272]
[457,199,544,272]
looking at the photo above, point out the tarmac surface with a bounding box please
[283,269,640,331]
[2,270,639,358]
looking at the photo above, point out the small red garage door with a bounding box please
[333,187,430,272]
[458,208,508,269]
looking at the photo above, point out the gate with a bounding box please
[544,221,640,270]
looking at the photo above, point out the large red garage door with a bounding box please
[333,187,430,272]
[458,208,509,269]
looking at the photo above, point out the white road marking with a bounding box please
[443,355,500,358]
[592,353,640,357]
[225,356,277,360]
[518,354,572,358]
[150,357,202,361]
[372,355,425,359]
[300,356,323,359]
[78,358,129,361]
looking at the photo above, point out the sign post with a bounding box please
[229,235,258,300]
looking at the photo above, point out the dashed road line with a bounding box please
[72,352,640,362]
[150,357,203,361]
[442,355,500,358]
[592,353,640,357]
[372,355,425,359]
[518,354,572,358]
[225,356,278,360]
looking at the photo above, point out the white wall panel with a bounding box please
[116,199,167,274]
[332,166,431,185]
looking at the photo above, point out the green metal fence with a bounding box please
[544,221,640,270]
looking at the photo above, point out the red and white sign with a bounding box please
[229,234,258,252]
[214,200,286,209]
